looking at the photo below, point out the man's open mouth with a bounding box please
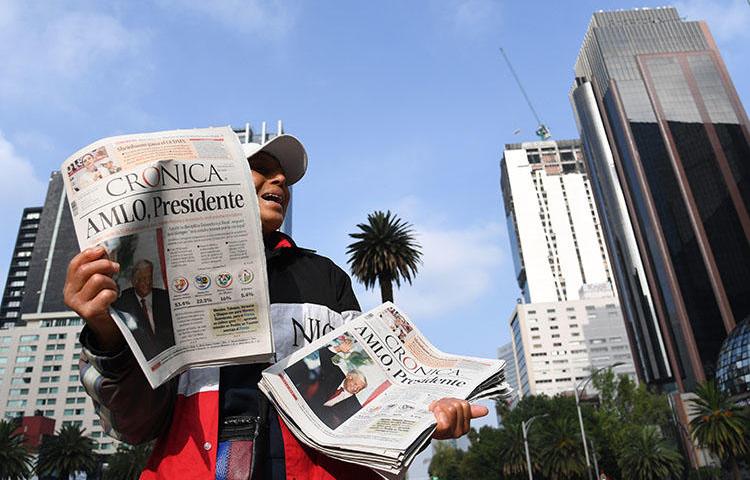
[262,193,284,205]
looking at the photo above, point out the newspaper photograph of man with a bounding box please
[106,231,176,361]
[113,259,175,360]
[286,332,389,430]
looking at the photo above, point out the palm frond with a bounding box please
[347,210,422,301]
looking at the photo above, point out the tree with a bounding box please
[347,210,422,302]
[492,423,532,479]
[427,441,464,480]
[457,426,515,480]
[618,425,684,480]
[591,369,677,478]
[103,442,153,480]
[0,419,33,480]
[36,423,97,480]
[689,381,749,480]
[539,416,587,480]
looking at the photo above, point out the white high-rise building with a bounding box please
[501,140,637,397]
[501,140,612,303]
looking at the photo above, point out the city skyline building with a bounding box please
[501,139,613,303]
[507,292,636,398]
[500,139,637,398]
[0,207,42,326]
[571,7,750,391]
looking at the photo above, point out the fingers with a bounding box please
[64,247,122,344]
[430,398,484,440]
[65,247,117,296]
[470,404,489,418]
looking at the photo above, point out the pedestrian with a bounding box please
[63,134,488,479]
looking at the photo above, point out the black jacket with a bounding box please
[112,287,175,360]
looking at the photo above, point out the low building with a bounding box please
[508,286,637,398]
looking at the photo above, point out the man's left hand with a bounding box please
[429,397,488,439]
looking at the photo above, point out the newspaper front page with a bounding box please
[61,127,274,388]
[260,302,510,478]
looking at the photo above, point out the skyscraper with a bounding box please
[571,7,750,391]
[502,140,613,303]
[501,140,636,397]
[0,207,42,326]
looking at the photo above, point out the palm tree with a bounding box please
[689,381,749,479]
[36,423,97,480]
[539,416,587,479]
[347,210,422,302]
[496,422,534,479]
[0,419,33,480]
[103,442,153,480]
[618,425,683,479]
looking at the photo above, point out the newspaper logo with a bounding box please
[172,277,189,293]
[216,272,233,288]
[238,268,254,285]
[195,274,211,290]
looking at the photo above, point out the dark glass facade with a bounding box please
[0,207,42,326]
[572,8,750,391]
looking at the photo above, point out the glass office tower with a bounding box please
[571,8,750,392]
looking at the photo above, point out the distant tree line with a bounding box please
[429,371,749,480]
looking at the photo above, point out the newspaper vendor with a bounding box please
[64,133,488,479]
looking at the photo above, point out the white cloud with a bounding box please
[675,0,750,42]
[0,131,47,210]
[156,0,297,40]
[395,221,505,317]
[436,0,503,37]
[0,1,148,105]
[0,131,47,286]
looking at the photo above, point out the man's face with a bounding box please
[250,152,289,236]
[83,154,96,171]
[343,373,366,395]
[335,338,354,353]
[133,265,154,298]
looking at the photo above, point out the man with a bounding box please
[74,153,102,191]
[64,133,487,479]
[112,259,174,360]
[287,342,367,430]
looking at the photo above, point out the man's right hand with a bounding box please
[64,246,124,351]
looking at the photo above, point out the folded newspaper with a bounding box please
[260,302,511,479]
[61,127,274,388]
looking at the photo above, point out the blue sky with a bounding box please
[1,0,748,364]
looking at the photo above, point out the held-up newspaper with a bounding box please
[61,127,274,388]
[260,302,511,479]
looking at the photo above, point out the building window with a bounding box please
[17,345,37,352]
[19,335,39,342]
[15,356,35,363]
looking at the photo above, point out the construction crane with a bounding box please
[499,47,551,140]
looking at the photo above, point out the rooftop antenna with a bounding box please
[500,47,551,140]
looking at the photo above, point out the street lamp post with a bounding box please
[573,362,625,480]
[521,414,548,480]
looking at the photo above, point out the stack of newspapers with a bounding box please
[260,302,511,479]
